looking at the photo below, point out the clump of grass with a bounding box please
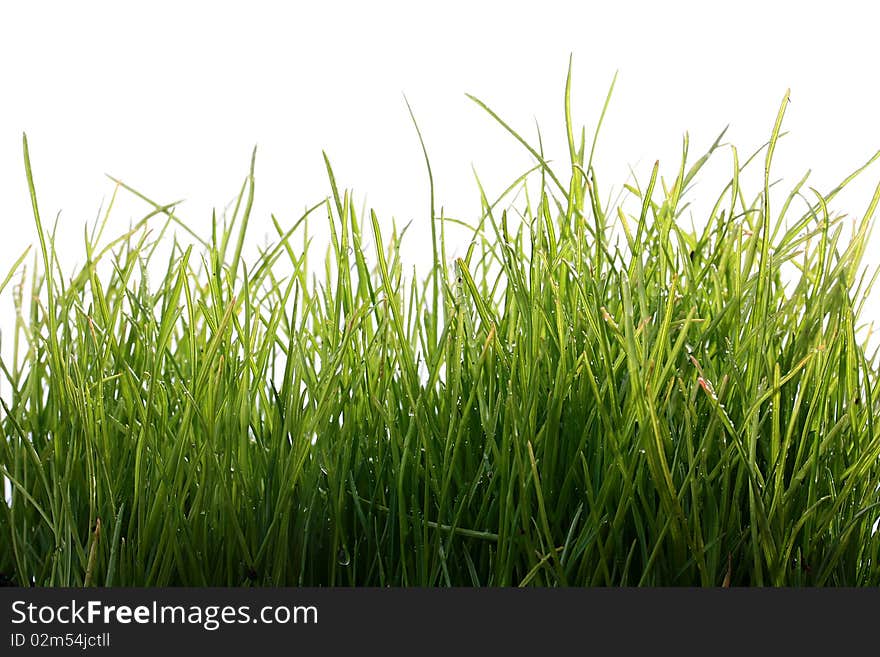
[2,67,880,586]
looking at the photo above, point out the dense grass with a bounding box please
[2,70,880,586]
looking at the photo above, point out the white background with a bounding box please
[2,1,880,356]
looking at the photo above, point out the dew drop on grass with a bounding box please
[310,433,318,446]
[337,547,351,567]
[3,475,11,507]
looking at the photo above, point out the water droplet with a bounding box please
[337,547,351,566]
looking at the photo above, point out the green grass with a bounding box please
[2,67,880,586]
